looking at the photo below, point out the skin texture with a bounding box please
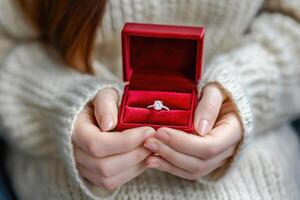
[72,84,243,190]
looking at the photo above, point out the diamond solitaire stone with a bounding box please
[153,100,164,110]
[147,100,169,111]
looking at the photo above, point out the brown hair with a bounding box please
[18,0,107,73]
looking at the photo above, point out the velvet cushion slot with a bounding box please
[123,107,191,126]
[127,90,192,110]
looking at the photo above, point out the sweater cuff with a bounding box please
[53,77,123,199]
[197,63,253,183]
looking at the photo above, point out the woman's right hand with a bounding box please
[72,88,155,190]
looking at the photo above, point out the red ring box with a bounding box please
[116,23,205,133]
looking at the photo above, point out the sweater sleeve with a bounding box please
[198,12,300,182]
[0,41,123,199]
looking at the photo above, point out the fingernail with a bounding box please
[156,131,170,142]
[197,120,210,136]
[101,114,114,131]
[143,129,155,140]
[147,162,160,168]
[144,142,158,152]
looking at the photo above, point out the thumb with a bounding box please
[94,88,119,132]
[194,83,226,136]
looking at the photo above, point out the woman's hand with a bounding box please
[143,83,243,180]
[72,88,155,190]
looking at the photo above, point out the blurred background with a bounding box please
[0,127,16,200]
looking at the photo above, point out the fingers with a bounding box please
[94,88,119,131]
[144,138,235,174]
[146,156,195,180]
[154,119,241,160]
[146,156,227,180]
[73,126,155,158]
[145,138,201,172]
[194,83,226,136]
[78,163,145,190]
[74,146,151,177]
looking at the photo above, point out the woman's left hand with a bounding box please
[143,83,243,180]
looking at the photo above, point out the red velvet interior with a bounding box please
[125,37,197,127]
[127,91,192,110]
[126,36,198,84]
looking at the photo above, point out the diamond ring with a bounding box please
[147,100,170,111]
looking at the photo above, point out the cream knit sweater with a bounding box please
[0,0,300,199]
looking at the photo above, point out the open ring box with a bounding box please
[116,23,205,133]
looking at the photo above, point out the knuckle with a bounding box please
[198,168,213,177]
[73,148,81,162]
[222,120,232,130]
[120,136,131,151]
[197,163,208,174]
[206,146,220,159]
[99,89,117,102]
[185,173,199,181]
[228,147,236,157]
[97,161,112,178]
[135,148,148,162]
[192,162,207,174]
[205,102,219,116]
[166,152,175,161]
[161,148,174,161]
[72,124,85,141]
[72,126,80,139]
[96,89,108,98]
[87,141,103,157]
[205,84,223,98]
[203,141,221,159]
[101,179,117,191]
[161,161,170,172]
[205,83,219,91]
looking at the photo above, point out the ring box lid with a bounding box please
[122,23,205,91]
